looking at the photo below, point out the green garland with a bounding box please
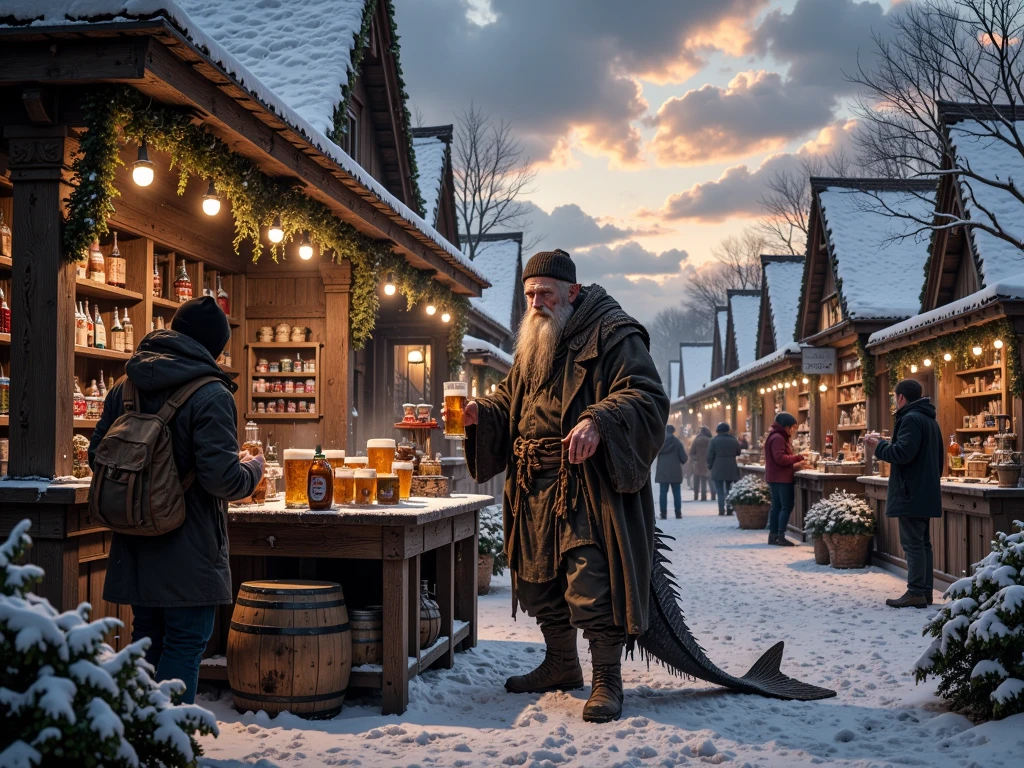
[855,335,876,397]
[64,85,468,373]
[884,318,1023,397]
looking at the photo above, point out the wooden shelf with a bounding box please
[837,425,866,431]
[955,364,1001,376]
[75,346,131,362]
[0,255,11,270]
[219,365,239,375]
[247,341,320,349]
[250,392,317,399]
[75,278,144,305]
[798,406,810,412]
[244,412,321,421]
[247,370,317,378]
[0,415,8,426]
[955,390,1003,400]
[838,398,866,406]
[956,427,999,433]
[0,332,9,345]
[836,379,863,389]
[74,418,101,429]
[228,316,241,328]
[151,296,183,311]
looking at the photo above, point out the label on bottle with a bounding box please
[111,328,125,353]
[309,475,328,502]
[124,324,134,351]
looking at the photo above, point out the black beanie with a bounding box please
[171,296,230,359]
[522,248,576,283]
[775,412,797,428]
[716,422,730,433]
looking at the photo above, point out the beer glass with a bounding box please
[344,456,368,469]
[393,461,414,500]
[335,468,355,505]
[376,474,400,505]
[354,468,377,505]
[366,439,396,475]
[444,381,468,439]
[323,449,345,467]
[283,448,315,508]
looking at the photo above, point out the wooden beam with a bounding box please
[320,262,351,451]
[0,38,149,84]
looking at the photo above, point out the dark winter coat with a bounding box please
[873,397,943,519]
[765,424,802,483]
[655,434,688,484]
[707,434,741,483]
[467,286,669,637]
[689,431,712,478]
[90,331,260,608]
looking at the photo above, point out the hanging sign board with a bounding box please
[802,347,837,375]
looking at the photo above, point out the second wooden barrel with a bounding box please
[349,607,383,666]
[228,580,351,718]
[420,581,441,649]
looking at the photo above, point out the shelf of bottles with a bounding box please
[952,343,1008,444]
[835,355,866,434]
[246,341,322,421]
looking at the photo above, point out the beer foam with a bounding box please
[344,456,368,466]
[444,381,468,395]
[283,448,315,460]
[334,468,355,477]
[323,449,345,460]
[393,462,414,470]
[366,439,396,448]
[354,468,377,478]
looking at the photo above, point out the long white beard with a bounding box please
[514,301,574,391]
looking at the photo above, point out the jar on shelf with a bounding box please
[290,326,308,342]
[284,380,295,393]
[257,401,266,413]
[294,381,305,394]
[268,362,280,373]
[287,401,298,413]
[272,381,283,393]
[304,359,316,374]
[274,322,290,342]
[306,379,316,394]
[256,358,269,373]
[277,398,286,412]
[298,400,308,413]
[258,326,273,343]
[256,378,267,393]
[280,358,293,373]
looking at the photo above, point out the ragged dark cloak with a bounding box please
[467,285,669,637]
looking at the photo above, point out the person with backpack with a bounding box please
[89,296,263,704]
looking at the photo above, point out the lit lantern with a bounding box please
[910,364,918,373]
[943,352,952,362]
[299,233,314,260]
[819,383,828,392]
[802,377,809,385]
[132,141,155,186]
[972,345,983,356]
[923,358,932,367]
[384,272,397,296]
[268,215,285,244]
[201,180,221,216]
[441,310,451,323]
[426,304,437,316]
[994,339,1004,349]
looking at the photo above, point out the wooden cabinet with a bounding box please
[245,341,322,421]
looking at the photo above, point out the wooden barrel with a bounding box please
[420,582,441,649]
[228,580,351,718]
[349,607,383,666]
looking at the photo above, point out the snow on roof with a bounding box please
[729,293,761,368]
[763,260,804,346]
[413,136,447,227]
[462,335,513,368]
[867,271,1024,347]
[948,121,1024,285]
[716,309,728,359]
[469,237,522,333]
[668,361,680,399]
[818,186,935,320]
[679,342,803,405]
[4,2,486,287]
[680,344,714,398]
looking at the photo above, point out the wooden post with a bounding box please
[381,557,409,715]
[4,126,75,477]
[407,553,421,663]
[320,261,351,451]
[454,515,479,650]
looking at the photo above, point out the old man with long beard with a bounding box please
[459,249,668,722]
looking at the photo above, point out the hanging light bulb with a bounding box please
[299,233,314,260]
[943,352,952,362]
[201,180,221,216]
[759,387,766,395]
[688,408,694,414]
[784,382,791,388]
[738,404,743,412]
[972,345,983,357]
[726,404,732,410]
[425,304,437,316]
[994,339,1004,349]
[923,358,932,367]
[132,140,155,186]
[910,364,918,373]
[819,382,828,392]
[441,310,451,323]
[802,377,809,385]
[383,272,397,296]
[268,215,284,244]
[792,379,798,387]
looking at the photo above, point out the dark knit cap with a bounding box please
[716,422,730,434]
[774,412,797,428]
[522,248,576,284]
[171,296,230,359]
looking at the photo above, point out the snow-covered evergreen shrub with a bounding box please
[915,521,1024,720]
[726,475,771,506]
[804,490,876,537]
[478,505,507,576]
[0,520,219,767]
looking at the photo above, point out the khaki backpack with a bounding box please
[88,375,225,536]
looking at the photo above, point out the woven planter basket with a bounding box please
[477,554,494,596]
[824,533,872,569]
[733,503,770,530]
[811,535,831,565]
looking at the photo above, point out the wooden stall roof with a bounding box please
[758,255,805,358]
[0,20,489,296]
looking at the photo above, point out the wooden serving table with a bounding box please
[222,493,492,715]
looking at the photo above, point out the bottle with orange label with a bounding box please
[307,445,334,510]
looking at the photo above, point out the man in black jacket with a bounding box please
[90,297,263,702]
[864,379,943,609]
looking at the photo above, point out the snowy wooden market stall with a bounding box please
[0,0,493,716]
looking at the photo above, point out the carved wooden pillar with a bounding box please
[320,260,352,452]
[4,126,76,477]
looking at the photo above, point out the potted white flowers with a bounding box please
[810,490,876,568]
[726,475,772,529]
[804,498,833,565]
[477,505,507,595]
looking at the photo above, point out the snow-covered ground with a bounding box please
[195,501,1023,767]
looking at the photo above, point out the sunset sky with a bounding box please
[395,0,903,322]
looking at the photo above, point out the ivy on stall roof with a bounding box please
[854,335,876,397]
[884,318,1023,397]
[64,86,467,373]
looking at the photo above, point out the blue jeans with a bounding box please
[768,482,795,535]
[131,605,218,704]
[714,480,732,514]
[659,483,681,516]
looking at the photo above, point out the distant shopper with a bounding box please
[681,432,694,490]
[655,424,688,519]
[89,297,264,703]
[689,426,714,502]
[764,412,805,546]
[737,433,750,451]
[707,423,741,516]
[864,379,943,609]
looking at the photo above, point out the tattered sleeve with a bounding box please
[466,372,514,483]
[583,331,670,495]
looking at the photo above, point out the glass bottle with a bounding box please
[122,309,134,353]
[110,306,125,353]
[242,421,268,504]
[307,445,334,510]
[216,275,230,315]
[106,231,125,288]
[93,304,106,350]
[97,370,107,398]
[75,302,87,347]
[85,301,95,347]
[87,240,105,284]
[73,376,87,418]
[75,245,89,279]
[0,287,10,334]
[0,208,11,259]
[0,364,9,416]
[107,374,115,393]
[174,261,192,303]
[152,262,163,298]
[87,378,99,398]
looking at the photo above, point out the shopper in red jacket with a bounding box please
[764,412,806,546]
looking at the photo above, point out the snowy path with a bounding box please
[196,501,1023,767]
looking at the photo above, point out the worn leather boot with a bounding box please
[505,626,584,694]
[886,590,928,609]
[768,533,780,545]
[583,639,624,723]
